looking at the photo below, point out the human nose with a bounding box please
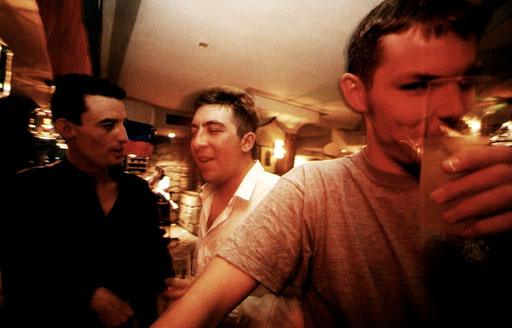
[431,81,470,126]
[117,124,129,144]
[191,128,208,148]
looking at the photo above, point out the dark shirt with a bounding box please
[1,160,172,327]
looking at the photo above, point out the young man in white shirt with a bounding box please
[189,86,280,275]
[165,86,296,326]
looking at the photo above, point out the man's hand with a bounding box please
[163,277,193,306]
[90,287,135,328]
[430,145,512,238]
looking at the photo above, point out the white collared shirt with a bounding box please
[195,161,280,275]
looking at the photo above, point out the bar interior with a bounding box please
[1,0,511,327]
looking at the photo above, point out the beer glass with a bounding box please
[418,76,512,238]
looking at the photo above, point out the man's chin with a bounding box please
[199,172,222,185]
[109,164,125,177]
[393,141,422,178]
[108,158,125,169]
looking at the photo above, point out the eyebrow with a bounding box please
[402,65,484,82]
[406,74,438,81]
[190,120,227,129]
[401,73,483,85]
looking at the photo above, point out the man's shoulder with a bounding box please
[276,156,360,194]
[286,156,354,179]
[118,170,152,190]
[12,162,66,197]
[250,171,280,197]
[260,170,280,184]
[16,161,63,180]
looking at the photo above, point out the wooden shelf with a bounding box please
[125,156,149,174]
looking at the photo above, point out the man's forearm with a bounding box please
[151,257,257,328]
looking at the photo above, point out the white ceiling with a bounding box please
[100,0,381,137]
[3,0,510,155]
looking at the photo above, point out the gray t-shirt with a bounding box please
[219,151,512,327]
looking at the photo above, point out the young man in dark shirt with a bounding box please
[2,74,173,328]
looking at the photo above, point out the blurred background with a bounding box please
[0,0,511,233]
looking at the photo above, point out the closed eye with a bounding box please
[208,127,223,133]
[205,122,226,133]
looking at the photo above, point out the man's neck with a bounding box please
[216,158,255,200]
[363,139,420,178]
[66,152,111,184]
[66,152,119,216]
[206,158,255,229]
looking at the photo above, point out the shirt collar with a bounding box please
[59,158,93,181]
[233,160,264,201]
[200,160,264,202]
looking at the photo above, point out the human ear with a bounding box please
[54,118,74,140]
[340,73,369,113]
[241,132,256,153]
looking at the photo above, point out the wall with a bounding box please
[148,135,200,193]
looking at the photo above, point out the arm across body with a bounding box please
[152,169,307,327]
[151,257,257,328]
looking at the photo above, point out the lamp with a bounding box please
[29,107,59,140]
[0,38,13,98]
[273,140,286,159]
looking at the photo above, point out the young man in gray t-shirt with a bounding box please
[152,1,512,327]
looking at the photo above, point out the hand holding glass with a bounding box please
[418,77,512,238]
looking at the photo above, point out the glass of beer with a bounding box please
[418,76,512,238]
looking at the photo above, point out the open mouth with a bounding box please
[111,149,124,157]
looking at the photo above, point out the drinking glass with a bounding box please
[170,246,191,278]
[418,76,512,238]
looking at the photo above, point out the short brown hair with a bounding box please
[194,86,260,137]
[347,0,490,88]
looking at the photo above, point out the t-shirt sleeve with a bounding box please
[217,166,306,294]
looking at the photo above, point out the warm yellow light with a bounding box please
[294,156,309,167]
[273,140,286,159]
[168,132,176,138]
[464,117,482,134]
[30,107,58,140]
[56,141,68,149]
